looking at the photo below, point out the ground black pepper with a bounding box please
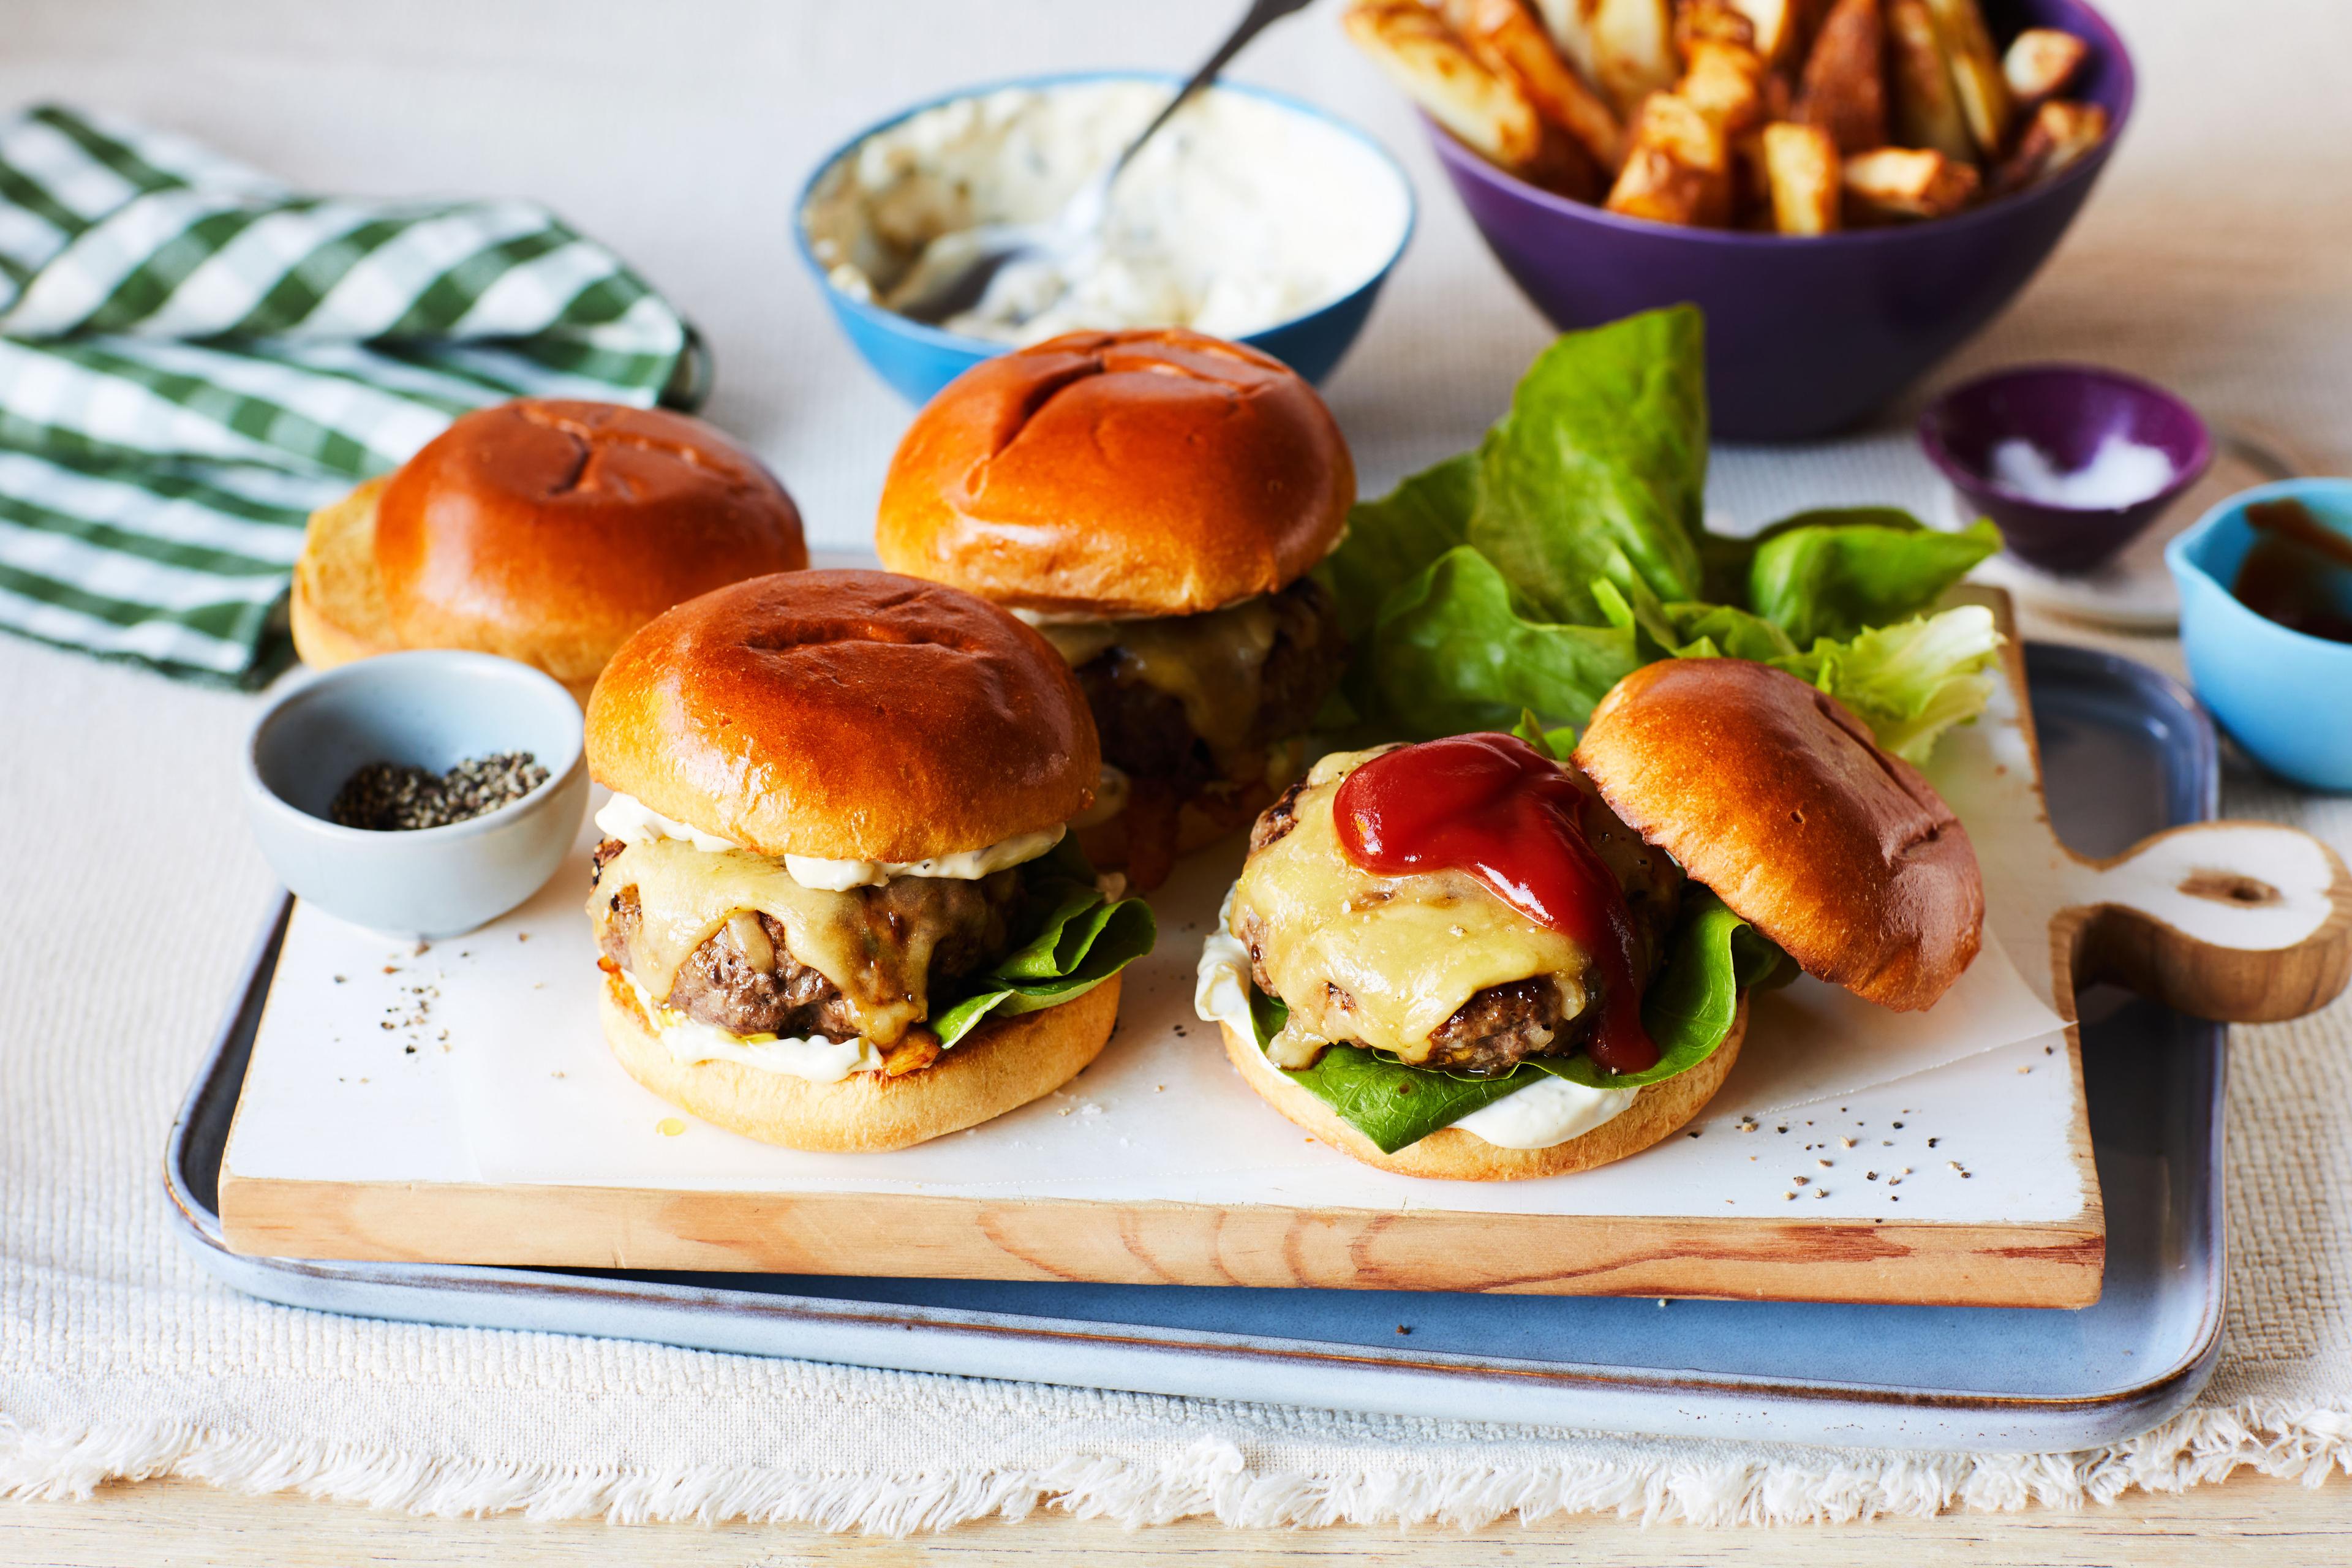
[329,752,548,831]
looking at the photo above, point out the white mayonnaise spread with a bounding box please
[620,970,885,1084]
[1193,884,1637,1151]
[1448,1075,1638,1150]
[802,80,1410,344]
[595,791,1061,891]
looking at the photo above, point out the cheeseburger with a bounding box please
[876,328,1354,890]
[1198,659,1985,1180]
[294,399,807,699]
[584,570,1153,1152]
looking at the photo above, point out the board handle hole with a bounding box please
[2177,869,2283,908]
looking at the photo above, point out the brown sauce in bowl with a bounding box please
[2233,499,2352,644]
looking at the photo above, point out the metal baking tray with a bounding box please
[167,643,2225,1451]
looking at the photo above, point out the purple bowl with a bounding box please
[1427,0,2134,441]
[1921,363,2211,575]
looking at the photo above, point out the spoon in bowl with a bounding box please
[884,0,1317,328]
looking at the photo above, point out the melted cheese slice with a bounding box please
[1231,749,1589,1066]
[1035,596,1280,764]
[590,838,932,1046]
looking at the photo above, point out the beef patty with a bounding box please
[598,845,1023,1041]
[1076,576,1346,793]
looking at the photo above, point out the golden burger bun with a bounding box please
[875,328,1353,618]
[293,399,807,698]
[601,971,1120,1152]
[288,474,399,667]
[1218,1002,1745,1180]
[1574,658,1985,1011]
[585,568,1100,862]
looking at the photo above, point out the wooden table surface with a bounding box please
[7,1472,2349,1564]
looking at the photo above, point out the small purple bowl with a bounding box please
[1427,0,2133,441]
[1920,363,2211,575]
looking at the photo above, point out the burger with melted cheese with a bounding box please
[584,568,1154,1152]
[1197,658,1986,1180]
[295,399,807,701]
[876,328,1354,891]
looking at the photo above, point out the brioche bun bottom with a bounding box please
[1218,1000,1746,1180]
[290,476,399,673]
[599,971,1121,1152]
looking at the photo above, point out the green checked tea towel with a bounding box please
[0,104,704,686]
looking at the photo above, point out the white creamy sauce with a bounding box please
[1192,885,1637,1152]
[803,80,1409,344]
[620,970,884,1084]
[1989,432,2177,509]
[1448,1075,1638,1150]
[595,791,1061,891]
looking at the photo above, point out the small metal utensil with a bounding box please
[884,0,1316,327]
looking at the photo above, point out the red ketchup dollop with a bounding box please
[1332,733,1658,1075]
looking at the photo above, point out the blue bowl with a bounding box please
[2166,478,2352,791]
[794,72,1416,404]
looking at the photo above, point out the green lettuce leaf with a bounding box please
[1349,546,1640,736]
[1319,451,1479,644]
[1777,603,2003,765]
[927,840,1157,1048]
[1246,891,1778,1154]
[1744,513,2001,645]
[1467,306,1708,625]
[1533,891,1789,1089]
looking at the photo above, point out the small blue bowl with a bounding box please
[794,72,1416,404]
[2166,478,2352,791]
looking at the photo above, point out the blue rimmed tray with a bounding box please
[167,644,2229,1452]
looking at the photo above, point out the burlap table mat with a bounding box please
[4,0,2348,1529]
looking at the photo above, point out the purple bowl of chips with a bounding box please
[1920,363,2211,575]
[1422,0,2134,441]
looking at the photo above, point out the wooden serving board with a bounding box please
[218,592,2352,1305]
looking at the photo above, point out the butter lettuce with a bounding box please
[928,839,1156,1048]
[1741,511,2002,646]
[1320,306,2005,755]
[1246,891,1784,1155]
[1467,306,1708,624]
[1777,604,2005,766]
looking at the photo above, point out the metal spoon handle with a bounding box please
[1101,0,1319,192]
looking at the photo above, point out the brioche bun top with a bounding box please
[584,569,1099,861]
[375,399,807,686]
[875,328,1354,617]
[1573,658,1985,1011]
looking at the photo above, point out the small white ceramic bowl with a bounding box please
[243,652,590,937]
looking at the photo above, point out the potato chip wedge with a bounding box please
[1886,0,1975,162]
[1344,0,1549,172]
[1793,0,1887,154]
[1992,98,2108,195]
[1449,0,1626,169]
[1606,89,1733,225]
[1763,120,1841,233]
[1843,144,1980,219]
[2003,28,2090,106]
[1923,0,2011,157]
[1591,0,1679,119]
